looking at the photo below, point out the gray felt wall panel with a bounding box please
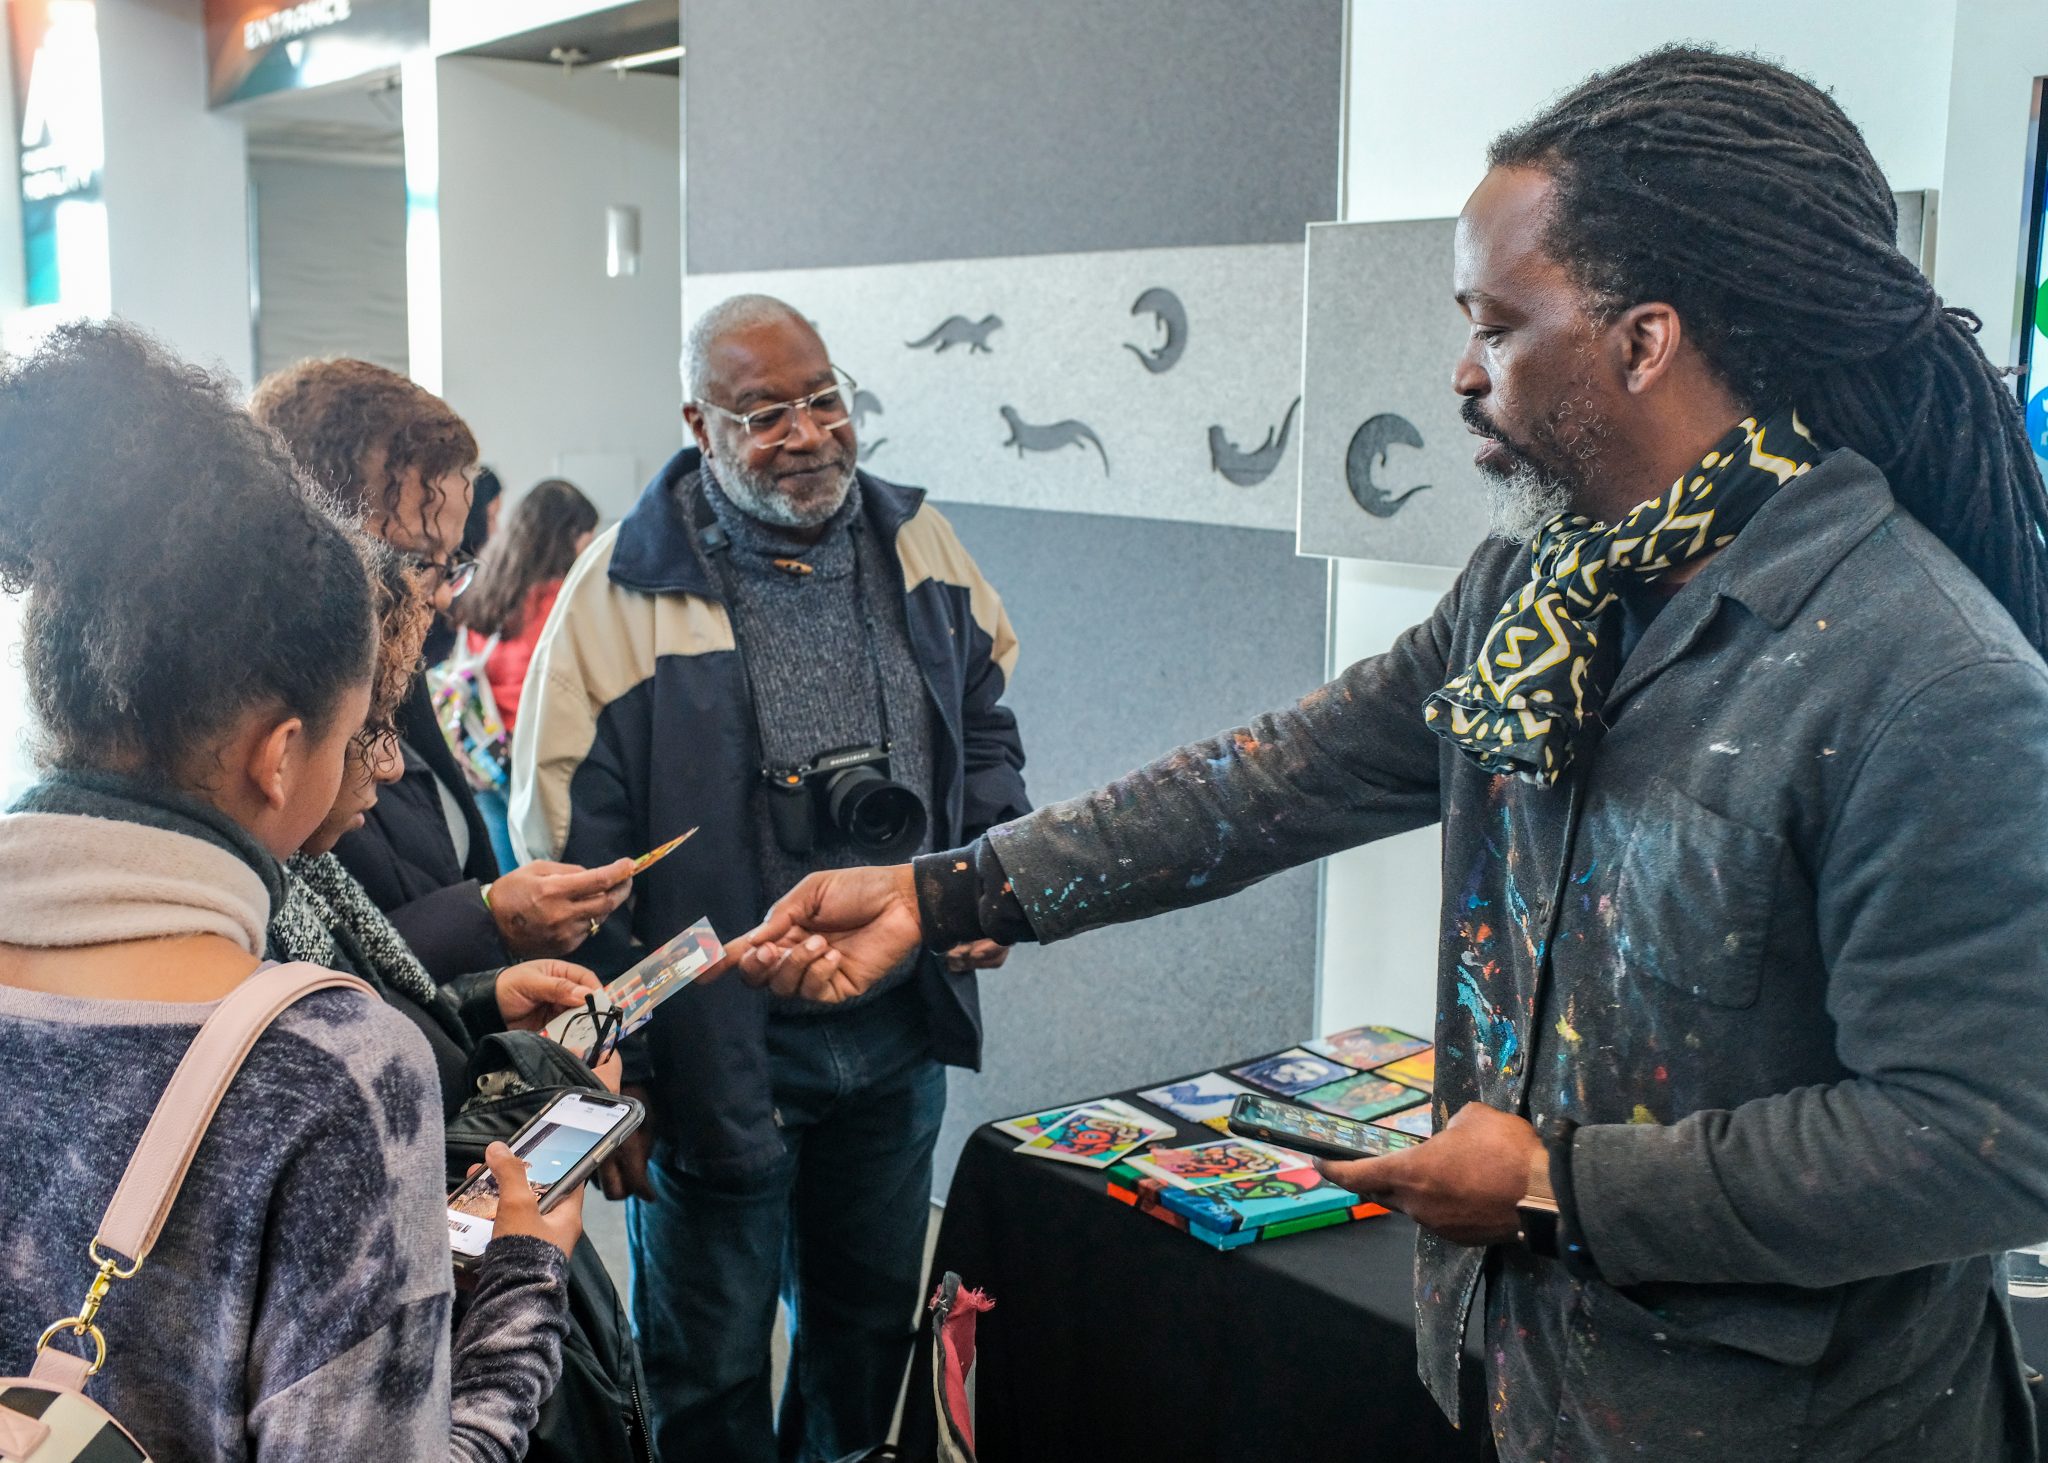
[929,501,1328,1190]
[682,0,1344,273]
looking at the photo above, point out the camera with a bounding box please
[763,744,928,860]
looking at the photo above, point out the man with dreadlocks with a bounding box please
[716,46,2048,1460]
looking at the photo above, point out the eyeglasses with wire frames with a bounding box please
[692,367,858,449]
[557,992,626,1068]
[404,549,479,599]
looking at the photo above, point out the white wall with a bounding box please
[252,157,408,379]
[97,0,252,383]
[1937,0,2048,360]
[1319,0,1975,1034]
[425,58,681,517]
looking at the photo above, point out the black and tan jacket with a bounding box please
[510,447,1029,1175]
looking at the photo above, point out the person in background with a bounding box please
[466,466,506,558]
[455,478,601,872]
[0,320,574,1461]
[736,47,2048,1461]
[425,466,507,667]
[514,295,1029,1463]
[249,360,635,981]
[458,477,600,737]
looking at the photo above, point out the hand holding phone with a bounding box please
[448,1091,645,1265]
[1227,1092,1422,1162]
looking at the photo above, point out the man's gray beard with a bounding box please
[712,454,855,529]
[1484,460,1576,545]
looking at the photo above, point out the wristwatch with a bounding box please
[1515,1145,1563,1259]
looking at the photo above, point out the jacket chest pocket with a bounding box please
[1610,779,1787,1010]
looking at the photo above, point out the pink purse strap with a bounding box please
[26,963,373,1393]
[100,962,375,1263]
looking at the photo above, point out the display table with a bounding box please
[899,1075,1488,1462]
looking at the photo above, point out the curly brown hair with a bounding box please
[359,540,433,744]
[0,321,374,780]
[248,358,479,542]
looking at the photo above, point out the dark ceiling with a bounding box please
[457,0,681,75]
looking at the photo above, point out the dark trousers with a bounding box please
[627,989,946,1463]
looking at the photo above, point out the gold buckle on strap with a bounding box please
[35,1243,142,1376]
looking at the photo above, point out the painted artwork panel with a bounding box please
[1378,1048,1437,1094]
[1231,1048,1353,1098]
[1298,1072,1429,1122]
[1372,1104,1436,1139]
[1306,1024,1432,1070]
[1137,1072,1257,1129]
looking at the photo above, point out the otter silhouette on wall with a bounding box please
[907,315,1003,354]
[1000,406,1109,475]
[852,388,887,461]
[1345,413,1431,517]
[1209,398,1301,487]
[1124,287,1187,374]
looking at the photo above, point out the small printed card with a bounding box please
[545,919,722,1060]
[1014,1100,1174,1168]
[1231,1048,1353,1098]
[1372,1104,1435,1139]
[993,1105,1077,1144]
[1306,1024,1432,1071]
[1298,1072,1430,1122]
[1123,1138,1303,1191]
[1378,1048,1436,1093]
[1137,1072,1256,1130]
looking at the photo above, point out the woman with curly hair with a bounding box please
[270,544,608,1111]
[0,321,578,1461]
[250,360,634,981]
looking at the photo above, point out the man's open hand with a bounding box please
[1314,1103,1544,1246]
[733,864,925,1002]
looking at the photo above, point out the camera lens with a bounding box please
[826,765,928,858]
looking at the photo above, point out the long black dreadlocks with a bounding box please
[1491,44,2048,655]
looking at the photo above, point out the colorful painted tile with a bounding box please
[1137,1072,1256,1129]
[1377,1048,1436,1093]
[1298,1071,1429,1122]
[1306,1024,1432,1070]
[1230,1048,1353,1097]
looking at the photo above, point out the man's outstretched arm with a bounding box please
[737,573,1471,1000]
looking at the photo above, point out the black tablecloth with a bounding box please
[901,1077,1489,1462]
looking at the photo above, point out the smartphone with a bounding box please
[447,1090,645,1264]
[1227,1092,1423,1162]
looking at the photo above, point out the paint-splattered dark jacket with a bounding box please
[964,452,2048,1460]
[511,448,1029,1176]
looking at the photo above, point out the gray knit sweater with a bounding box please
[700,471,936,1011]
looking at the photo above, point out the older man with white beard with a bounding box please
[511,294,1029,1463]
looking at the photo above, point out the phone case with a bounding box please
[449,1093,645,1267]
[1225,1094,1413,1161]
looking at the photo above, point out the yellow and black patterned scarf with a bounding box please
[1425,408,1823,785]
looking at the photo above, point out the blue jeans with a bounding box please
[626,989,946,1463]
[474,786,520,873]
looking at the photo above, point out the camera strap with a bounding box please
[693,479,896,774]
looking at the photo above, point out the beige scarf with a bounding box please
[0,811,270,954]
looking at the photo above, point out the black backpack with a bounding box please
[445,1031,654,1463]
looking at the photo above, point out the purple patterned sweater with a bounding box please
[0,979,569,1461]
